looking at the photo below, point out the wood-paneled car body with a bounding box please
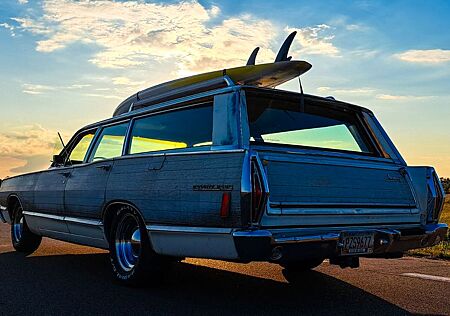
[0,44,447,285]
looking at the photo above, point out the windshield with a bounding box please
[246,93,375,154]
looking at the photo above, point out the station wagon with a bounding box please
[0,33,447,286]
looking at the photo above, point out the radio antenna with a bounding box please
[298,77,305,112]
[57,132,69,158]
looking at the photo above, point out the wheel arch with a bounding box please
[6,194,23,221]
[102,200,145,242]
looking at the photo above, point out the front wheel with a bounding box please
[11,203,42,255]
[281,258,324,284]
[109,206,168,286]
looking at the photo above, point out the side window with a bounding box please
[129,105,213,155]
[67,131,96,165]
[89,123,129,162]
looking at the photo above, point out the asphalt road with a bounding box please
[0,224,449,316]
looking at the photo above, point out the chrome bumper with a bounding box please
[232,223,448,261]
[0,205,10,224]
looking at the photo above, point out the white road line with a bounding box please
[401,273,450,283]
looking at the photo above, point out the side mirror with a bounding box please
[52,154,65,165]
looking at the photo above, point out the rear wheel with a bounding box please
[108,205,168,286]
[281,258,324,284]
[11,202,42,255]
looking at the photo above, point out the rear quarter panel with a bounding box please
[106,151,245,227]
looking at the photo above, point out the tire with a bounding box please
[281,258,324,285]
[11,202,42,255]
[108,205,168,287]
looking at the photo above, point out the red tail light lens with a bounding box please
[220,192,231,218]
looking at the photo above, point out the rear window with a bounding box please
[246,93,375,154]
[128,104,213,154]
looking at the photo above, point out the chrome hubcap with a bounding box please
[13,210,24,242]
[115,214,141,272]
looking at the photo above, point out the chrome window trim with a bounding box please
[113,148,245,161]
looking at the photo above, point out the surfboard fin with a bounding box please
[246,47,260,65]
[275,31,297,62]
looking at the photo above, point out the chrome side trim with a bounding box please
[23,211,103,226]
[272,206,418,216]
[23,211,64,221]
[273,233,340,244]
[64,216,102,226]
[146,225,232,234]
[23,211,108,248]
[232,230,272,238]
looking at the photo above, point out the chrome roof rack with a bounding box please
[113,75,235,117]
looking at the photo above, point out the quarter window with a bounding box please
[129,105,213,154]
[89,123,129,161]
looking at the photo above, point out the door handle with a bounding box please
[96,164,112,171]
[59,171,71,177]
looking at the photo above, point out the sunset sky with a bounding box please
[0,0,449,178]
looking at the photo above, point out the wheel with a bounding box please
[281,258,324,284]
[11,202,42,255]
[108,205,168,286]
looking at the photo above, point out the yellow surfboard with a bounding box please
[165,60,311,89]
[113,60,311,116]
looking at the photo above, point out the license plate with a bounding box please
[340,232,375,255]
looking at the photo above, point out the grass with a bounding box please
[408,196,450,259]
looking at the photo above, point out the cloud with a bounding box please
[0,124,56,157]
[112,77,145,86]
[18,0,28,4]
[317,86,374,95]
[0,124,61,178]
[394,49,450,64]
[376,94,432,101]
[286,24,339,56]
[12,0,339,75]
[22,83,56,95]
[22,82,94,95]
[81,93,122,100]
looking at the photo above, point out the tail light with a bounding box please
[426,168,445,223]
[251,160,267,223]
[220,192,231,218]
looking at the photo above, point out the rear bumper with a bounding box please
[0,205,10,224]
[232,223,448,262]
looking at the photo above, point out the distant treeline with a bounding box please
[441,178,450,194]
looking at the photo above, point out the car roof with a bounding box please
[77,85,373,136]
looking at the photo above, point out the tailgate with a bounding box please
[259,152,420,227]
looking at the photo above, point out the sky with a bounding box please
[0,0,449,178]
